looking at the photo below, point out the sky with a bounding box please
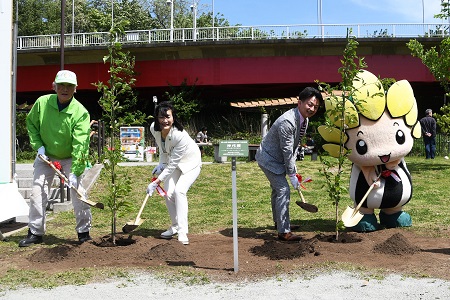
[200,0,446,26]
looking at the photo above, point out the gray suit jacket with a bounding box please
[255,108,307,175]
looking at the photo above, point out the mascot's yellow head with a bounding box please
[319,70,421,167]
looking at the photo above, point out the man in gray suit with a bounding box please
[256,87,323,241]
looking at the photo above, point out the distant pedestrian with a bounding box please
[195,127,208,155]
[419,109,436,159]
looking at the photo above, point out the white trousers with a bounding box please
[163,165,201,234]
[28,156,92,236]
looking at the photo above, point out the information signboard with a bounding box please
[218,140,249,157]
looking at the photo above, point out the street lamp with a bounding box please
[61,0,66,70]
[422,0,424,24]
[72,0,75,44]
[111,0,114,29]
[317,0,323,38]
[212,0,215,40]
[166,0,174,42]
[190,1,197,41]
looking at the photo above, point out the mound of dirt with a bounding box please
[373,232,421,255]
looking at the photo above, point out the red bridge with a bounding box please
[16,36,444,114]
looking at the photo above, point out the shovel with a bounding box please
[38,154,104,209]
[122,193,150,233]
[295,186,318,213]
[341,174,381,227]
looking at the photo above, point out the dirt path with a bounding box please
[3,227,449,282]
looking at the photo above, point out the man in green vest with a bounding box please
[19,70,92,247]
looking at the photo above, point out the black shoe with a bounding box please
[18,229,43,247]
[78,232,92,243]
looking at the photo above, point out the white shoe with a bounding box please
[177,232,189,245]
[160,227,177,239]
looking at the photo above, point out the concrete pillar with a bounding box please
[261,113,268,139]
[0,0,29,224]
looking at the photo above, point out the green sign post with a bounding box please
[219,140,249,273]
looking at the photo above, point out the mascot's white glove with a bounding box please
[288,173,300,189]
[69,173,78,188]
[37,146,48,160]
[152,164,165,176]
[147,181,158,196]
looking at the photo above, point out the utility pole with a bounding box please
[61,0,66,70]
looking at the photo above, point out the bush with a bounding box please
[17,150,35,162]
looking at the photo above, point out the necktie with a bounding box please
[294,120,307,158]
[299,120,307,138]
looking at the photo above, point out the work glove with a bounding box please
[288,173,300,190]
[69,173,78,188]
[37,146,48,160]
[152,164,165,176]
[146,181,158,196]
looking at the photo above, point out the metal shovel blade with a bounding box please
[76,185,105,209]
[341,206,365,227]
[295,187,318,213]
[341,175,380,227]
[122,218,145,233]
[295,201,318,213]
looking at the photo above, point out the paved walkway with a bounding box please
[1,272,449,299]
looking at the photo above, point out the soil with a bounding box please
[2,226,450,282]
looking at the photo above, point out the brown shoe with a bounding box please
[278,232,302,241]
[274,223,300,231]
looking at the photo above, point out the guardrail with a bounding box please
[17,23,450,50]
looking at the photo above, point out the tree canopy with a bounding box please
[15,0,232,36]
[407,0,450,134]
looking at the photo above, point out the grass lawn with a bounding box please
[85,155,450,238]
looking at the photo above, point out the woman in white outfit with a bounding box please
[147,101,202,245]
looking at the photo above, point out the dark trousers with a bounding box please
[424,136,436,159]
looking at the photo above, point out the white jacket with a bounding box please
[150,123,202,182]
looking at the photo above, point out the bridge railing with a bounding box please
[17,23,450,50]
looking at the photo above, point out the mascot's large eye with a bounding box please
[356,139,367,155]
[396,130,405,145]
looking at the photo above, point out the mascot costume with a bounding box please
[319,70,422,232]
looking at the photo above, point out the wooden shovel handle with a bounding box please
[296,187,306,203]
[351,173,382,218]
[135,194,150,223]
[38,154,104,209]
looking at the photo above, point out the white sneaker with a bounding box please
[160,227,177,239]
[177,232,189,245]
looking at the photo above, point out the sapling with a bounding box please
[93,21,144,245]
[317,29,367,240]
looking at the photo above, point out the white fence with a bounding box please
[17,23,450,50]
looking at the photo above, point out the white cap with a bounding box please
[54,70,77,86]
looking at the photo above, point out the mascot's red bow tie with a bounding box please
[381,170,401,182]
